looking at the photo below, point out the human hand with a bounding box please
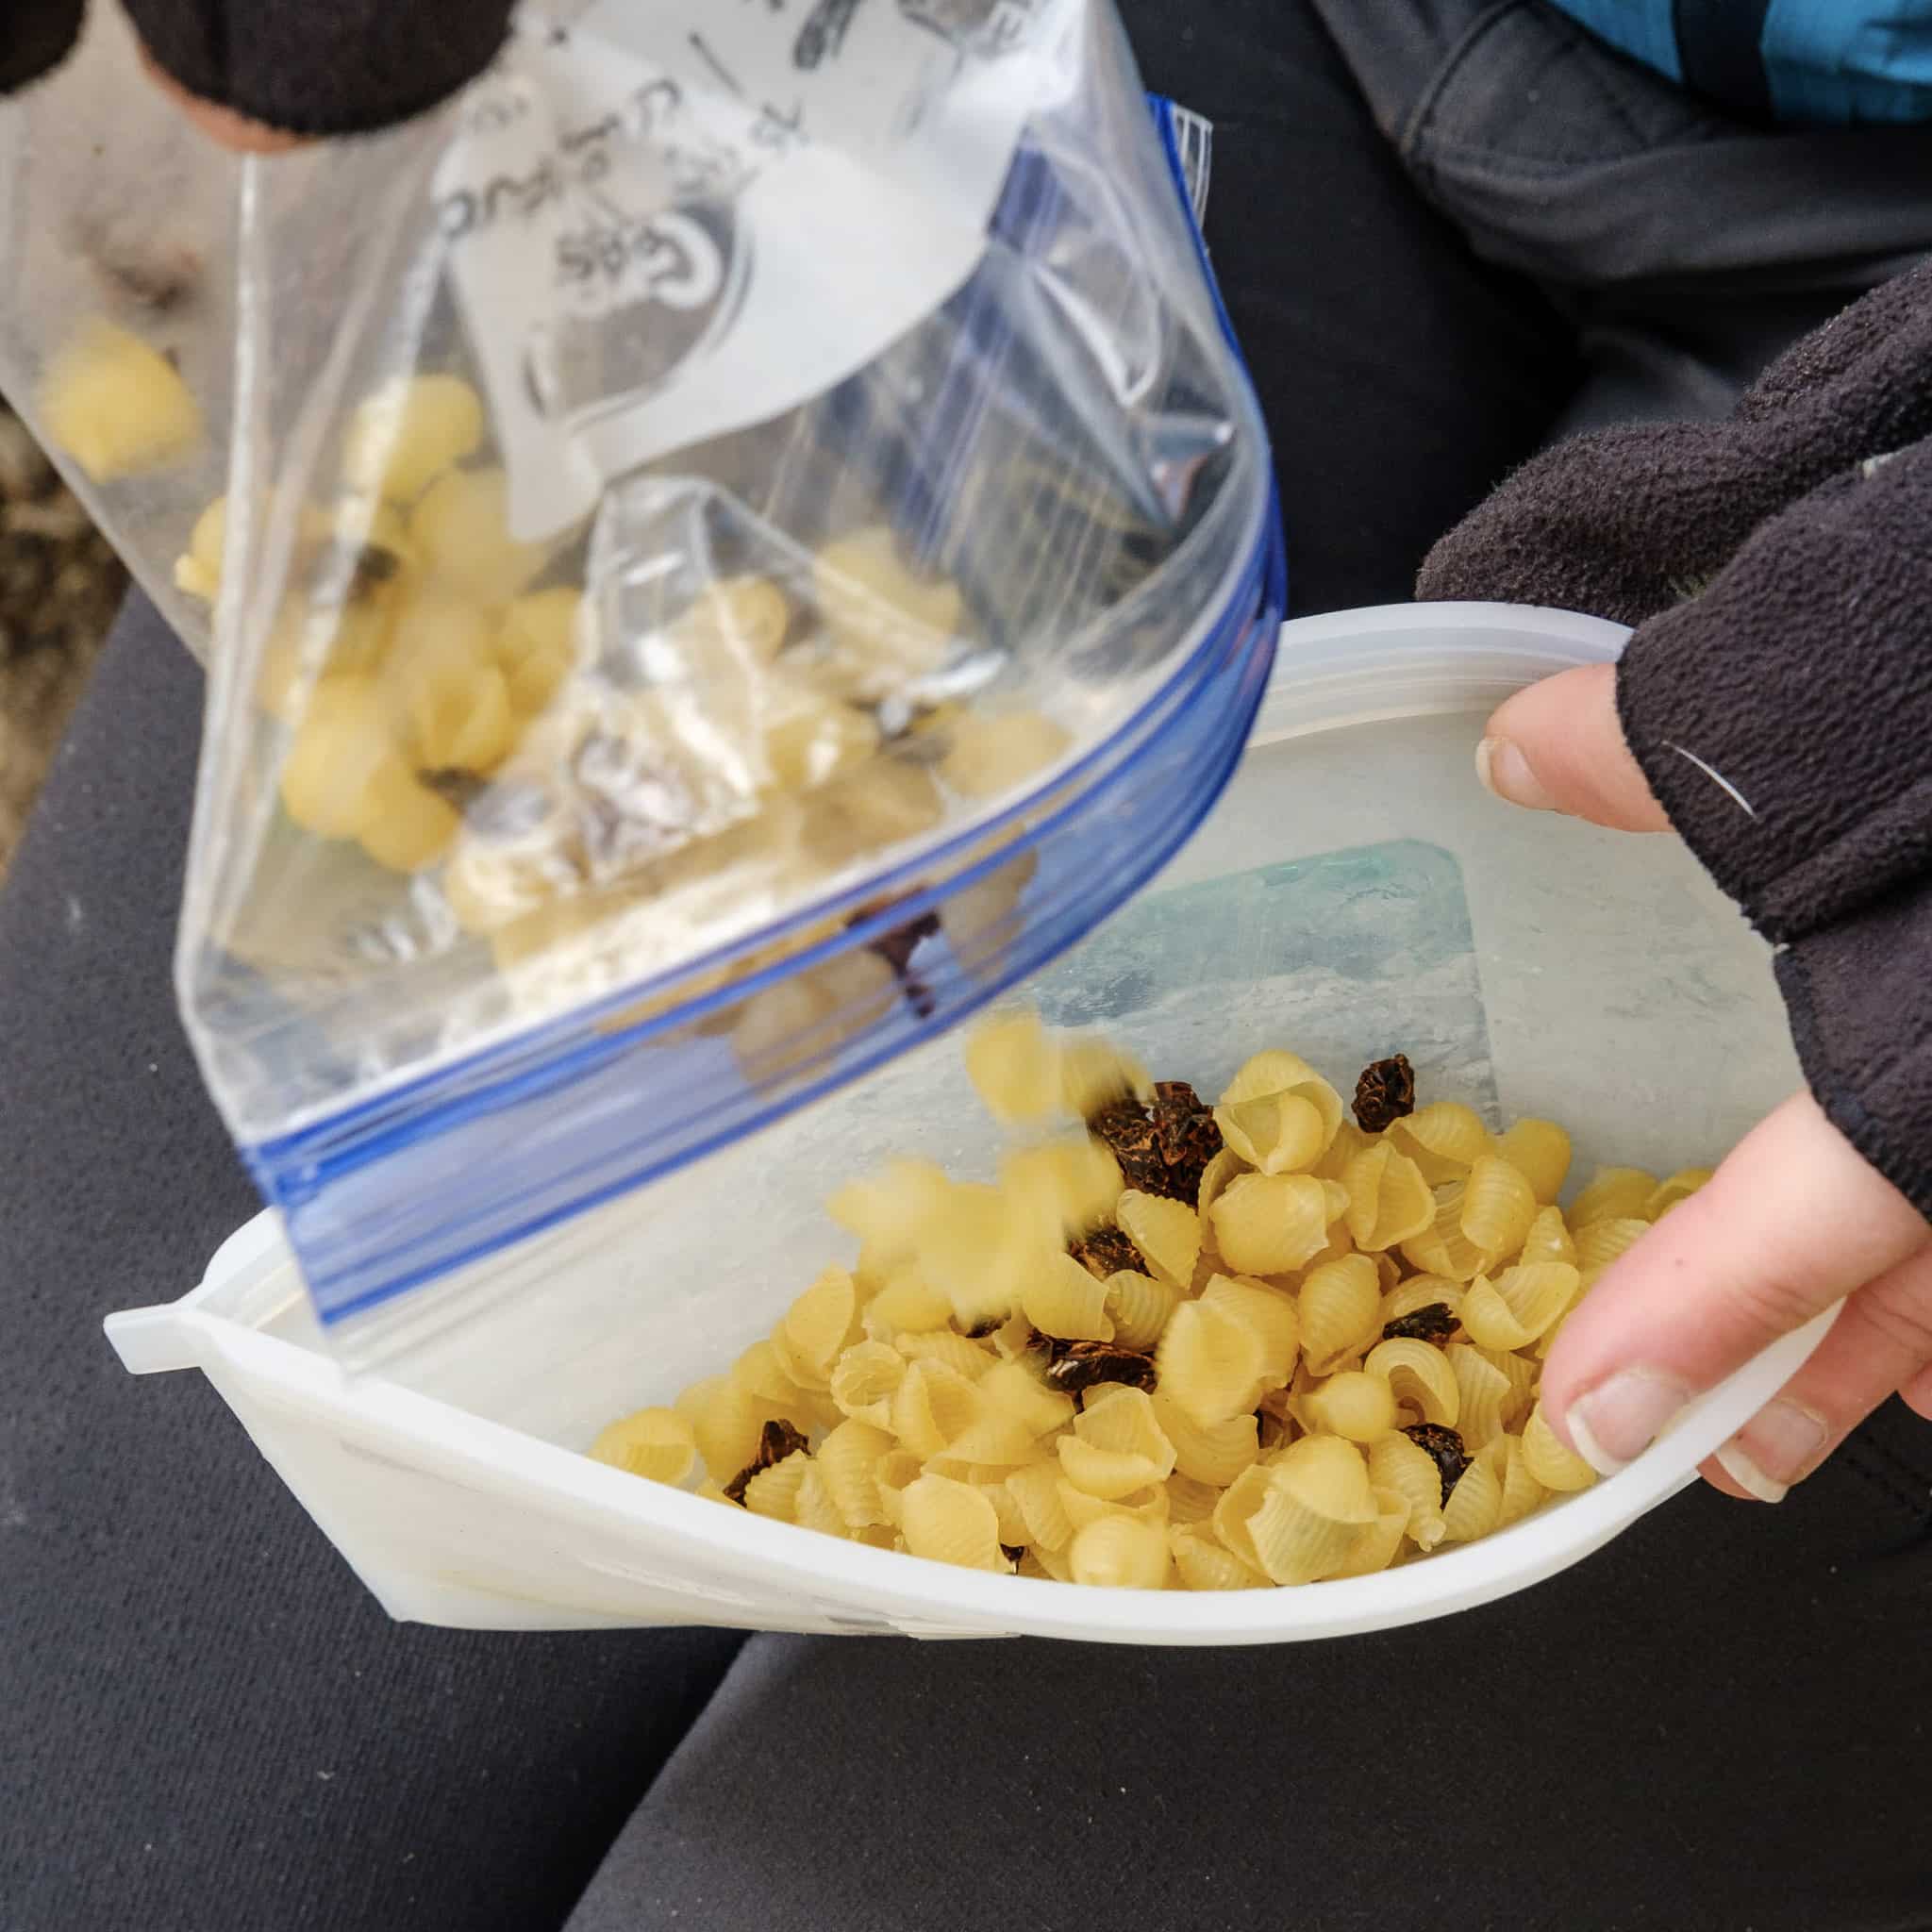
[1476,664,1932,1499]
[1419,263,1932,1499]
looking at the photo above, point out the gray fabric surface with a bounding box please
[566,1434,1932,1931]
[0,601,744,1932]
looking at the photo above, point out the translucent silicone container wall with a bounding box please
[373,626,1799,1434]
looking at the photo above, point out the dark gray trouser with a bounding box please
[4,4,1930,1931]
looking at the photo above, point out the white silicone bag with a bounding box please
[108,603,1835,1642]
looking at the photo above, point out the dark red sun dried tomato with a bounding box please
[1353,1054,1417,1132]
[1402,1422,1471,1505]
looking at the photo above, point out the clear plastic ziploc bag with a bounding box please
[146,1,1284,1365]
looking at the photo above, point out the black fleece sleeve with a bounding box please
[0,0,84,92]
[1418,267,1932,1222]
[123,0,516,137]
[1614,440,1932,1215]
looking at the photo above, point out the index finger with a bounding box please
[1541,1091,1929,1472]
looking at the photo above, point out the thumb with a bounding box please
[1541,1091,1930,1472]
[1476,662,1672,833]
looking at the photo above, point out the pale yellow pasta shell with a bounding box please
[1438,1451,1503,1541]
[942,1410,1044,1468]
[1300,1370,1398,1443]
[1150,1391,1262,1487]
[1298,1253,1383,1375]
[1056,1034,1151,1118]
[1397,1183,1490,1282]
[1106,1270,1181,1353]
[1331,1485,1413,1578]
[1495,1117,1573,1205]
[1220,1049,1323,1106]
[1074,1387,1178,1470]
[1025,1541,1074,1581]
[874,1448,924,1526]
[1069,1512,1173,1590]
[965,1009,1061,1124]
[1460,1155,1539,1261]
[895,1330,994,1380]
[1362,1338,1461,1427]
[1195,1146,1248,1224]
[1491,1431,1549,1527]
[731,1340,810,1408]
[974,1476,1031,1549]
[588,1406,697,1484]
[1058,1437,1170,1502]
[1445,1343,1513,1449]
[901,1473,1008,1570]
[1200,1274,1301,1382]
[1020,1252,1115,1341]
[1163,1471,1227,1525]
[1000,1135,1122,1245]
[1209,1463,1281,1572]
[1459,1262,1580,1351]
[1479,1344,1540,1426]
[1156,1298,1268,1426]
[1209,1173,1335,1275]
[1570,1166,1657,1226]
[1213,1092,1327,1175]
[784,1266,859,1376]
[1171,1524,1270,1591]
[891,1359,983,1457]
[915,1182,1037,1330]
[1006,1460,1076,1551]
[743,1450,812,1522]
[1574,1215,1652,1281]
[682,1376,775,1483]
[1387,1101,1491,1182]
[1518,1204,1577,1268]
[1521,1400,1600,1491]
[1057,1478,1169,1534]
[1313,1118,1374,1182]
[1342,1141,1437,1252]
[975,1358,1076,1440]
[801,1464,855,1538]
[1645,1167,1715,1220]
[1116,1190,1202,1289]
[1367,1432,1449,1550]
[816,1420,895,1526]
[1248,1437,1379,1585]
[829,1341,909,1427]
[941,708,1071,800]
[861,1270,954,1341]
[825,1157,952,1263]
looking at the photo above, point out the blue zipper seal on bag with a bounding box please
[248,97,1289,1341]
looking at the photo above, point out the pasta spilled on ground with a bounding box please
[589,1013,1713,1591]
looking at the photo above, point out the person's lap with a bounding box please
[7,4,1931,1929]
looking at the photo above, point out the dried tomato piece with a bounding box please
[1382,1301,1459,1345]
[723,1417,810,1506]
[1069,1225,1149,1281]
[1043,1341,1158,1395]
[1353,1054,1417,1132]
[1088,1095,1167,1191]
[1402,1422,1471,1505]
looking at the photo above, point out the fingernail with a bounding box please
[1732,1398,1831,1489]
[1565,1370,1693,1474]
[1475,736,1557,811]
[1714,1441,1788,1504]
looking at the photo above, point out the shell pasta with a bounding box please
[589,1017,1719,1591]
